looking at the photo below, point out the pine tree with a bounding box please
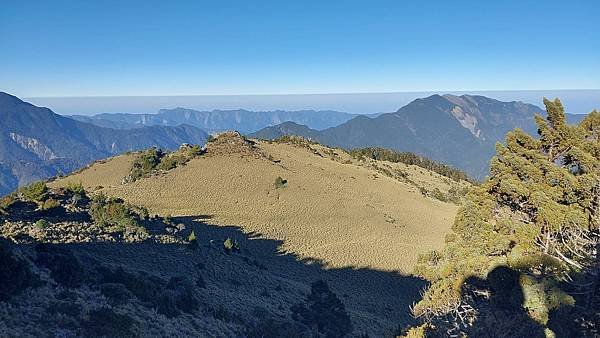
[409,99,600,336]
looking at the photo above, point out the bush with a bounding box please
[20,181,49,203]
[0,195,15,214]
[291,280,353,338]
[188,230,198,249]
[41,198,60,210]
[65,181,85,196]
[223,237,240,254]
[35,219,49,229]
[89,194,147,240]
[274,176,288,189]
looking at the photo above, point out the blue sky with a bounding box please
[2,0,599,97]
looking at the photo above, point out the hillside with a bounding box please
[0,92,209,196]
[52,133,467,273]
[250,94,587,179]
[70,108,364,133]
[0,133,470,336]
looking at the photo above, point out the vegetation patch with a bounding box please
[125,144,202,183]
[350,147,471,182]
[89,193,149,241]
[223,237,241,254]
[19,181,49,204]
[408,100,600,336]
[274,176,288,188]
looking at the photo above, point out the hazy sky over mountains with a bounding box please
[26,90,600,116]
[2,1,599,97]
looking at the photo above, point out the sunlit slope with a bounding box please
[53,135,464,273]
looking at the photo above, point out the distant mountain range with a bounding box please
[0,92,208,195]
[1,91,591,194]
[250,94,588,179]
[70,108,371,134]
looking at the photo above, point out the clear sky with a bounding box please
[2,0,599,97]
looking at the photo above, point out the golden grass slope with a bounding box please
[53,136,465,273]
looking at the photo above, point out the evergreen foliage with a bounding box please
[349,147,471,182]
[223,237,240,254]
[89,193,148,241]
[409,99,600,336]
[274,176,288,189]
[127,145,203,182]
[19,181,49,203]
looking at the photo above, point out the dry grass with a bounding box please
[53,139,463,274]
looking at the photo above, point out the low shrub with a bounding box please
[35,219,50,229]
[89,194,148,240]
[223,237,240,254]
[0,194,15,214]
[274,176,288,189]
[65,181,86,196]
[41,198,60,210]
[188,230,198,249]
[20,181,49,203]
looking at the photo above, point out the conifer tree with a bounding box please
[409,99,600,336]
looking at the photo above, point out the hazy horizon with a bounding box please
[25,89,600,116]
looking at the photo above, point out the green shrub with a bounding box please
[20,181,49,203]
[65,181,85,196]
[89,194,147,240]
[0,195,15,214]
[274,176,288,189]
[158,156,178,171]
[431,188,447,202]
[35,219,49,229]
[188,230,198,249]
[41,198,60,210]
[223,237,240,254]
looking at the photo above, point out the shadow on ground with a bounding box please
[0,214,426,337]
